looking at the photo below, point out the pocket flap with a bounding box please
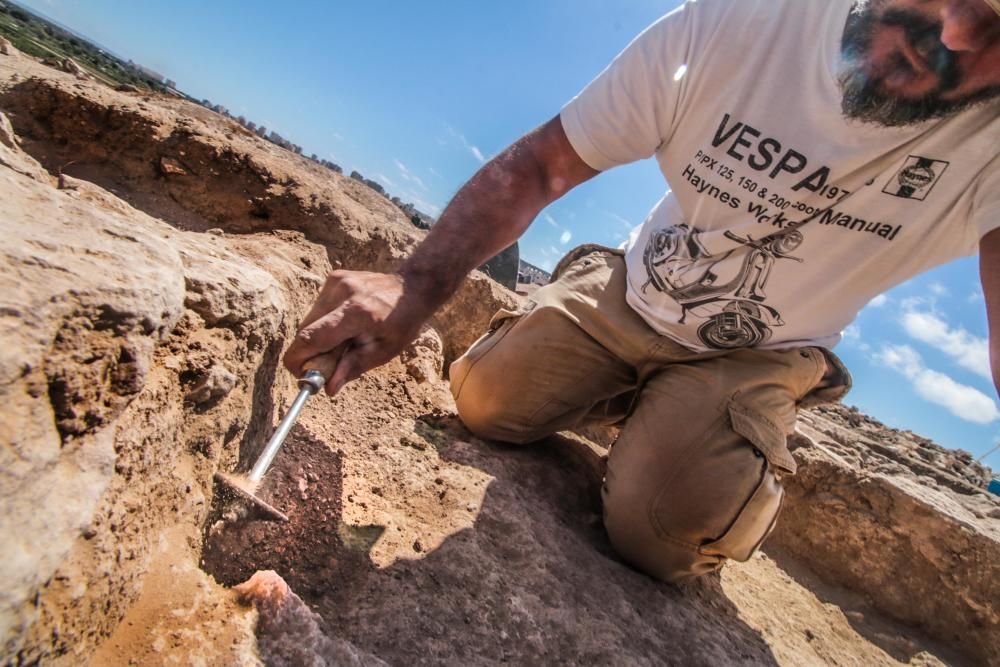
[728,399,797,474]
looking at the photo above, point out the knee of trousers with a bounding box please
[602,490,726,583]
[451,359,543,445]
[601,404,793,583]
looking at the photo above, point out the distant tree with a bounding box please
[350,170,364,181]
[10,8,29,21]
[257,126,267,137]
[246,121,256,132]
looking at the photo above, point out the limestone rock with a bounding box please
[0,142,185,658]
[235,571,388,667]
[185,364,237,406]
[158,155,188,176]
[399,326,444,383]
[0,37,15,57]
[2,47,996,667]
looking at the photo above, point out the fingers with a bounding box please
[325,340,386,395]
[283,308,354,378]
[298,272,352,331]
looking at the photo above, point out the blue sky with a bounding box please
[16,0,997,465]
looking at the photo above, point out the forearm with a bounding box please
[398,117,595,311]
[980,227,1000,398]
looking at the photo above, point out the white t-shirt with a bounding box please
[561,0,999,351]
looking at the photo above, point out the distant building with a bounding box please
[518,259,550,286]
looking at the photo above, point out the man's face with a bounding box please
[839,0,1000,126]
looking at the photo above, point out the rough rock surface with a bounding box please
[1,50,997,667]
[773,407,1000,666]
[235,570,387,666]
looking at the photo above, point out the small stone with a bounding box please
[206,228,225,236]
[158,156,188,176]
[400,435,427,451]
[184,365,237,406]
[413,540,424,553]
[0,37,16,57]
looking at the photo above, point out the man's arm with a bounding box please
[981,227,1000,397]
[283,115,599,394]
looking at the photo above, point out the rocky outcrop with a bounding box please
[0,59,518,364]
[0,112,325,663]
[773,407,1000,666]
[2,49,998,667]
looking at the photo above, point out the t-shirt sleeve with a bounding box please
[560,1,708,172]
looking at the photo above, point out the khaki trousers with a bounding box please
[450,246,851,582]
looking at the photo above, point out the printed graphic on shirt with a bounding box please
[882,156,949,201]
[641,224,804,348]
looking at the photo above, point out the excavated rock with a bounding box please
[235,571,387,666]
[1,48,997,667]
[772,409,1000,666]
[0,57,518,364]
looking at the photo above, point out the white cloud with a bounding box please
[929,282,949,297]
[544,213,559,228]
[560,230,572,245]
[394,159,428,191]
[403,193,442,217]
[900,296,932,311]
[429,167,441,178]
[608,212,633,229]
[332,132,344,141]
[874,344,999,424]
[376,173,395,187]
[447,125,486,164]
[901,310,990,380]
[868,294,889,308]
[842,324,861,341]
[968,288,984,304]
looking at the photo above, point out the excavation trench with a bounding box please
[3,54,998,666]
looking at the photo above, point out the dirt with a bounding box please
[1,43,997,666]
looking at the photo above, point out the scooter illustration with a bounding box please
[642,226,804,348]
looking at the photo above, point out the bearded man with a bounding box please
[286,0,1000,582]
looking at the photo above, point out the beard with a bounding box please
[838,0,1000,126]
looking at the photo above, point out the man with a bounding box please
[285,0,1000,582]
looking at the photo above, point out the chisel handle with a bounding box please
[300,344,347,392]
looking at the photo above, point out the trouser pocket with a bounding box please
[650,393,796,567]
[698,396,796,562]
[449,307,524,400]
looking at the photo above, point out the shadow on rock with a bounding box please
[204,414,780,665]
[201,424,379,606]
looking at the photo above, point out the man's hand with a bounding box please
[282,270,428,395]
[283,115,599,395]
